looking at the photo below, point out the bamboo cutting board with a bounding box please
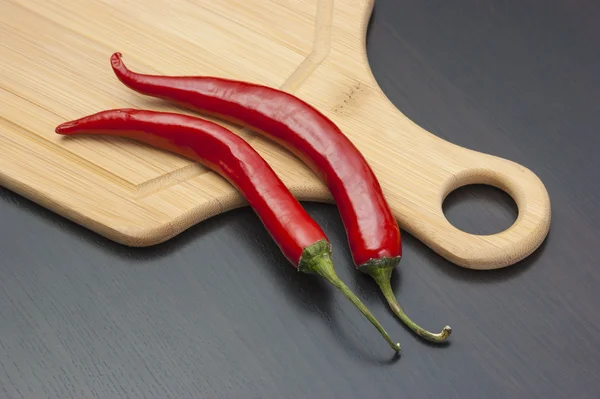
[0,0,550,270]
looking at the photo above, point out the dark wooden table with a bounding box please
[2,1,599,398]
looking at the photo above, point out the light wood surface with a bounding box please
[0,0,551,270]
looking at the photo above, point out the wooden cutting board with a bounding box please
[0,0,551,270]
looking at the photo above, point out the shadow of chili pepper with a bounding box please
[229,203,402,365]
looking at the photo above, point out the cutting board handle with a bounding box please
[406,134,551,270]
[339,0,552,269]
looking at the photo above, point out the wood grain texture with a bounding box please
[1,1,599,398]
[0,0,550,270]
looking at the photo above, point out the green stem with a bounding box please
[299,241,401,353]
[364,260,451,343]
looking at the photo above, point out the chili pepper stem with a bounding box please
[362,260,452,343]
[299,240,401,353]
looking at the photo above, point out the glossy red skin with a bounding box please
[55,109,328,266]
[110,53,402,268]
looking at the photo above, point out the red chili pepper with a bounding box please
[55,108,401,352]
[108,53,451,343]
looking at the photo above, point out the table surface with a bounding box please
[2,1,599,398]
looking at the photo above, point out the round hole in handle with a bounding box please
[440,167,522,236]
[442,184,518,235]
[426,167,525,269]
[428,161,550,270]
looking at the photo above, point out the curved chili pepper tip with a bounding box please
[362,260,452,344]
[111,52,123,66]
[55,121,77,133]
